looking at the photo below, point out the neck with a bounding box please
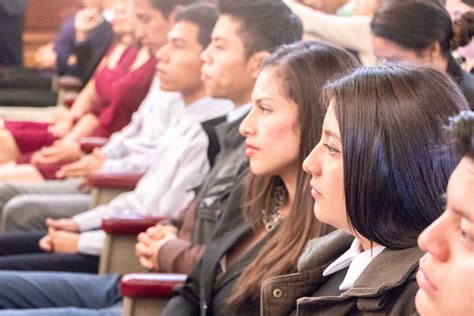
[355,234,379,251]
[183,86,207,106]
[118,34,134,45]
[232,88,253,108]
[279,168,298,217]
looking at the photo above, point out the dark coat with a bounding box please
[261,230,423,316]
[162,176,271,316]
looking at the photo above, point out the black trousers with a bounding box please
[0,232,99,273]
[0,67,53,90]
[0,10,24,67]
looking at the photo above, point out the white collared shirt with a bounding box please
[226,103,252,123]
[74,96,233,255]
[323,239,385,290]
[101,77,184,173]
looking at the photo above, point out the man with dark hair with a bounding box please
[133,0,303,276]
[0,4,233,314]
[0,0,191,234]
[415,111,474,316]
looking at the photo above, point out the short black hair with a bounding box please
[324,63,469,249]
[217,0,303,57]
[150,0,196,18]
[175,3,218,48]
[449,111,474,159]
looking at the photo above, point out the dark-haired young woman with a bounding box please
[260,63,470,315]
[162,41,360,315]
[371,0,474,108]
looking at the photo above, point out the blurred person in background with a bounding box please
[0,0,28,67]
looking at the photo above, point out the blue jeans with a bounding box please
[0,305,122,316]
[0,271,121,311]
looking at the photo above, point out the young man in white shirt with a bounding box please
[0,2,231,273]
[0,0,188,233]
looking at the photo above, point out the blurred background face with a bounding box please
[371,36,434,66]
[108,0,135,36]
[239,68,300,178]
[134,0,172,53]
[302,103,348,232]
[200,15,256,105]
[415,157,474,316]
[156,21,204,95]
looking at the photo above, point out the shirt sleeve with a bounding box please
[77,230,106,255]
[284,0,376,65]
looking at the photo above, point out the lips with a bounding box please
[201,71,211,82]
[310,181,322,199]
[245,143,259,157]
[416,264,438,296]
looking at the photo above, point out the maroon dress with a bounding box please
[4,44,157,179]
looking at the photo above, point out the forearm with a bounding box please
[69,80,101,118]
[157,239,205,274]
[63,113,99,142]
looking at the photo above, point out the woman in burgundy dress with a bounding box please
[0,0,156,180]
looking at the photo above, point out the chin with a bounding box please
[415,289,437,316]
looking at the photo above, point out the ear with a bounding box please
[248,51,271,79]
[425,42,442,62]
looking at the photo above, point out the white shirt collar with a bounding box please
[322,239,385,291]
[184,97,233,123]
[226,103,252,123]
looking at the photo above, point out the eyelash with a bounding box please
[323,143,339,154]
[460,227,474,245]
[258,105,270,113]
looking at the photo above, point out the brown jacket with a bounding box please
[261,230,422,315]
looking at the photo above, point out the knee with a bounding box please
[0,183,18,209]
[3,196,42,233]
[0,128,19,163]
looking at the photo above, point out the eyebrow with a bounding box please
[323,129,341,141]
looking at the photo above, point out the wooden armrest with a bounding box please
[80,137,108,153]
[88,172,143,189]
[58,76,83,91]
[101,215,164,235]
[121,273,187,299]
[63,92,78,107]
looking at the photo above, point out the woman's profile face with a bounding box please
[239,68,300,179]
[302,102,348,231]
[109,0,134,36]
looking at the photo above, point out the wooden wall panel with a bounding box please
[23,0,82,66]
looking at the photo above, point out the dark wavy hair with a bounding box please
[323,62,470,249]
[372,0,474,56]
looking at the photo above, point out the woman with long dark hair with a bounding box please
[260,63,470,315]
[162,41,360,315]
[371,0,474,108]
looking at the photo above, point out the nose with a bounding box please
[417,213,450,262]
[135,24,145,42]
[200,45,211,64]
[302,143,322,177]
[156,44,169,63]
[239,107,256,137]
